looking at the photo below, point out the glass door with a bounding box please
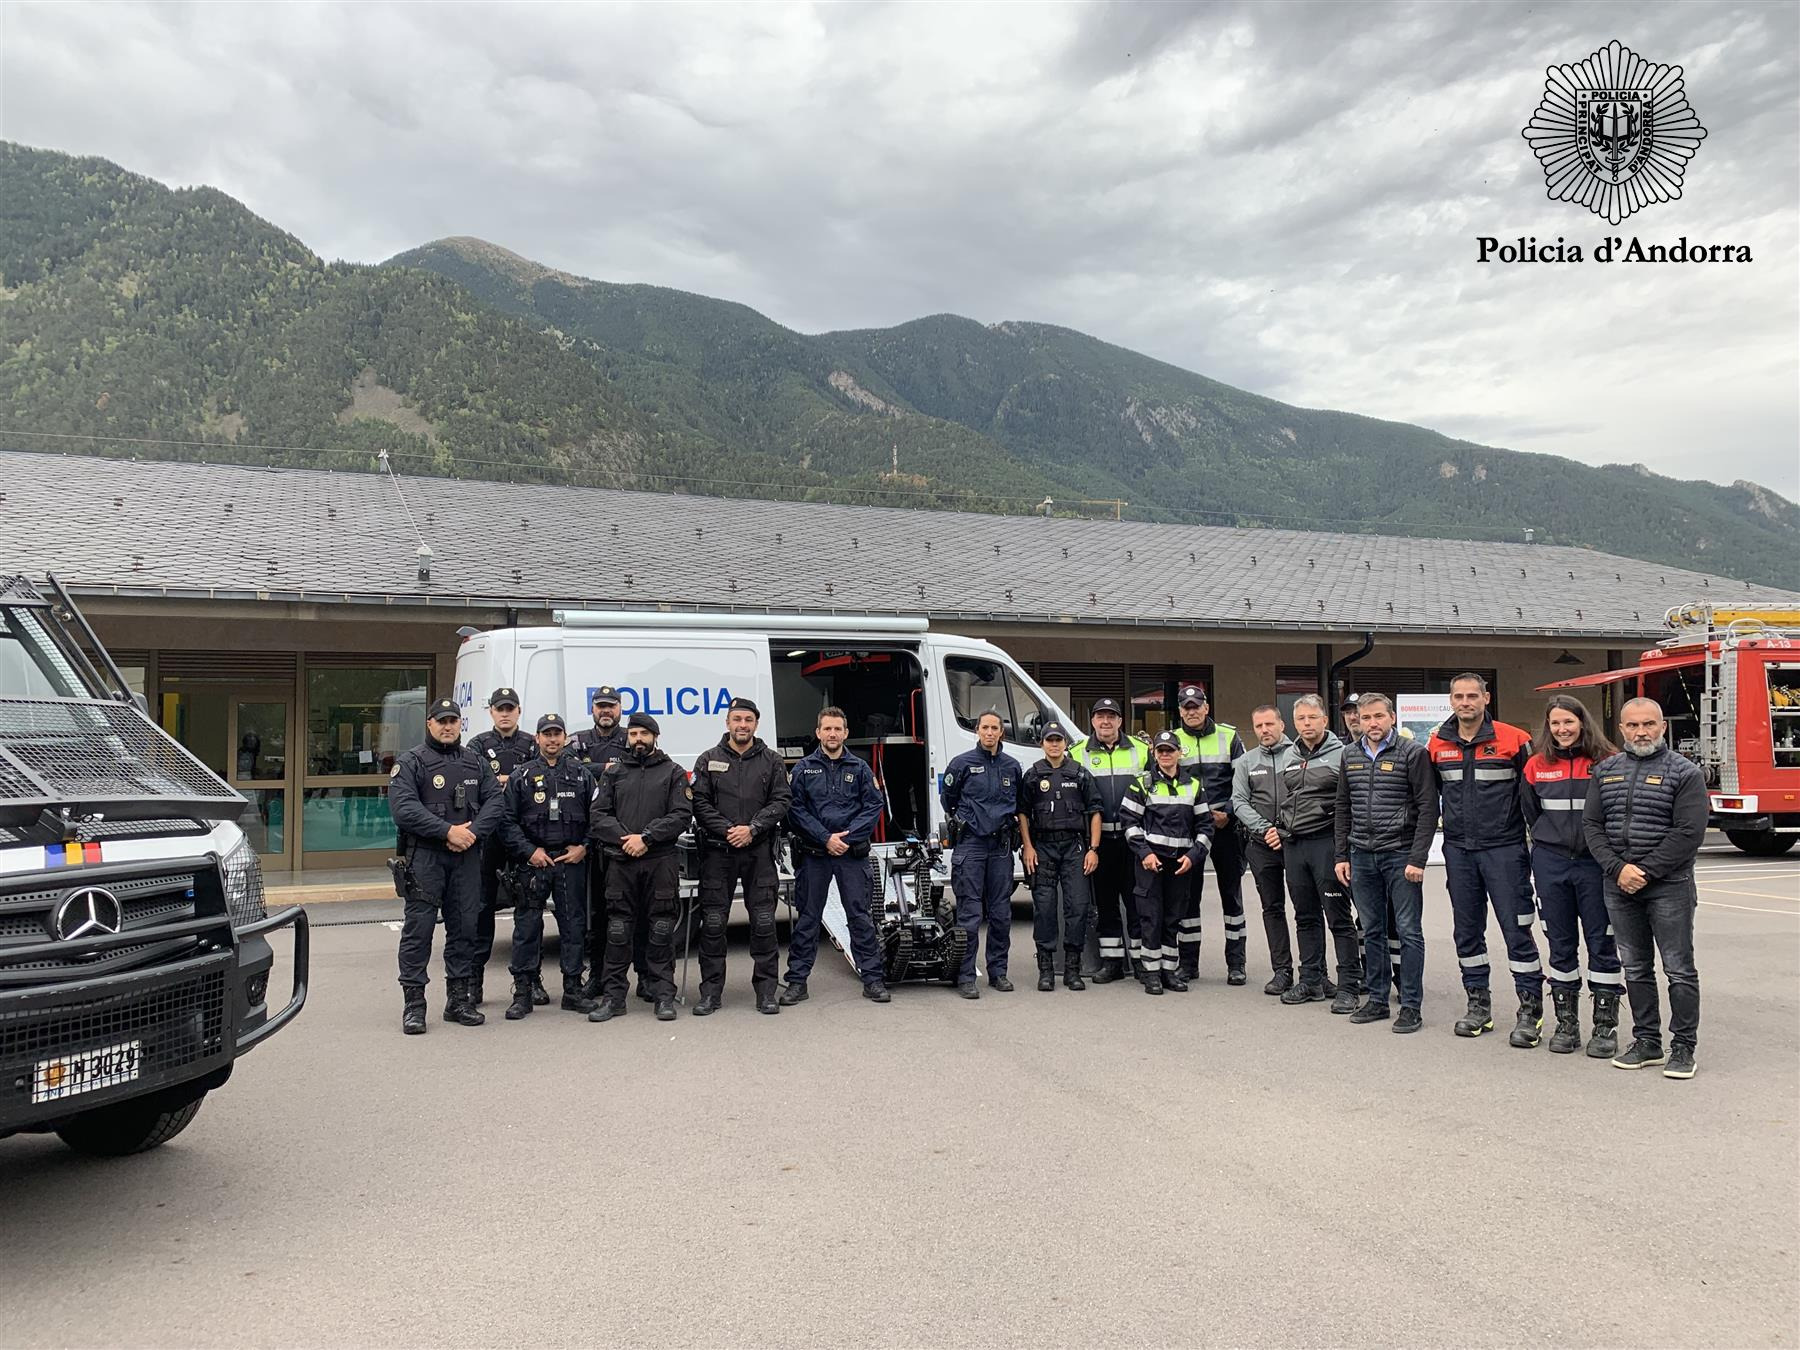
[226,691,293,869]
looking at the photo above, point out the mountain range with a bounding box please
[3,141,1795,588]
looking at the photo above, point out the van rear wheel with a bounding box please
[1725,829,1797,857]
[54,1093,205,1156]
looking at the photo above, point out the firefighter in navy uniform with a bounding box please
[1016,722,1102,991]
[389,697,506,1033]
[941,710,1025,998]
[1121,729,1215,993]
[468,687,536,1008]
[1174,684,1250,983]
[587,712,694,1024]
[689,696,791,1016]
[1070,697,1150,984]
[569,686,636,1000]
[499,713,599,1020]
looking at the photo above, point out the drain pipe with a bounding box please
[1327,632,1375,737]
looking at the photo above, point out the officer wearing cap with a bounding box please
[941,710,1025,997]
[570,686,636,1000]
[388,696,506,1033]
[1071,697,1150,984]
[498,713,599,1020]
[1121,729,1215,993]
[468,687,537,1008]
[588,711,694,1023]
[1017,721,1102,992]
[1173,683,1251,985]
[689,696,791,1016]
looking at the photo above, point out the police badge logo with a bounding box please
[1522,39,1706,225]
[431,774,446,789]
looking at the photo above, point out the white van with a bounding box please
[454,611,1071,852]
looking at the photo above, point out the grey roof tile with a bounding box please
[3,449,1795,641]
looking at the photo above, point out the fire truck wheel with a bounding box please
[1724,829,1797,857]
[55,1092,206,1156]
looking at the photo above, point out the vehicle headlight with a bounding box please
[221,835,268,929]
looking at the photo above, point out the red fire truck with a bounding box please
[1541,604,1800,856]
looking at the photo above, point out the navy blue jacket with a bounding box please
[941,745,1024,838]
[788,748,884,855]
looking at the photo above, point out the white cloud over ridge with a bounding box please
[1,0,1794,495]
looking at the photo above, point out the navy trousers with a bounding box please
[1445,841,1543,995]
[1531,846,1624,994]
[953,833,1016,982]
[785,852,883,988]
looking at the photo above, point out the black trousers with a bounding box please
[397,846,482,989]
[1090,835,1139,969]
[1606,874,1700,1049]
[1284,831,1364,990]
[697,844,780,1001]
[509,859,587,985]
[600,852,681,1002]
[1133,853,1191,976]
[586,852,649,983]
[1180,820,1247,973]
[1246,837,1291,974]
[1029,833,1090,953]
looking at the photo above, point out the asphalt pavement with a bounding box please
[3,844,1797,1348]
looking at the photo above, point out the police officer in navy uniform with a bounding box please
[468,687,536,1008]
[588,712,694,1023]
[389,696,506,1033]
[570,686,635,1000]
[779,705,890,1005]
[1016,721,1102,992]
[941,710,1024,998]
[690,696,791,1016]
[499,713,600,1020]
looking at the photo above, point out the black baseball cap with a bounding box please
[429,697,462,722]
[536,713,566,733]
[628,712,661,736]
[591,686,622,706]
[488,687,520,709]
[1091,697,1123,716]
[728,696,760,717]
[1178,684,1207,706]
[1040,721,1068,742]
[1152,729,1181,751]
[1340,693,1361,710]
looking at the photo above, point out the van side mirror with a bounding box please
[131,692,150,716]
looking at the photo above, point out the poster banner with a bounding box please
[1395,693,1453,865]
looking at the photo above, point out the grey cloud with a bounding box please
[0,0,1793,496]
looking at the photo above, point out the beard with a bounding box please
[1625,737,1664,758]
[630,743,652,761]
[595,714,617,731]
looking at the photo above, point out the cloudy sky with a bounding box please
[2,0,1795,495]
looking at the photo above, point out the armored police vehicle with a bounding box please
[0,576,307,1155]
[455,612,1072,961]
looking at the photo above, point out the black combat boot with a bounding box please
[1141,970,1163,995]
[505,976,534,1021]
[588,997,627,1023]
[1586,990,1621,1060]
[1063,947,1086,991]
[1509,990,1544,1049]
[401,986,427,1036]
[1036,947,1056,992]
[1089,958,1125,984]
[1453,988,1493,1038]
[530,974,551,1006]
[444,978,485,1027]
[580,970,604,1001]
[561,981,598,1014]
[469,973,485,1008]
[1160,969,1190,993]
[654,996,678,1022]
[1547,988,1581,1054]
[1264,969,1294,997]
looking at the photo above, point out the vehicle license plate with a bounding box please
[32,1039,142,1104]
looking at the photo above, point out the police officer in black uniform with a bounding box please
[570,686,635,999]
[588,712,694,1024]
[389,697,506,1033]
[499,713,600,1020]
[469,687,536,1008]
[689,696,791,1016]
[1017,721,1102,992]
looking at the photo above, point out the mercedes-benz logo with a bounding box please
[51,886,124,941]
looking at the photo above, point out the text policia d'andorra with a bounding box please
[1477,236,1754,264]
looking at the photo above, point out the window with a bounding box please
[0,606,86,697]
[1006,671,1053,743]
[305,667,430,777]
[945,657,1010,732]
[1768,662,1800,769]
